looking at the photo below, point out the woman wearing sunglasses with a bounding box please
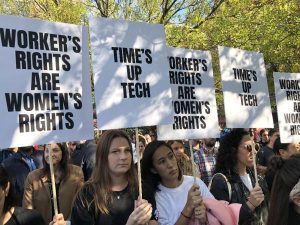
[210,129,269,225]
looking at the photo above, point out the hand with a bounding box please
[194,202,207,223]
[49,214,66,225]
[247,184,264,209]
[182,184,202,217]
[126,198,152,225]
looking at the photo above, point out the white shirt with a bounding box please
[240,174,253,191]
[155,175,214,225]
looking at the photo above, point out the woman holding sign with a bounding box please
[71,130,157,225]
[141,141,213,224]
[23,143,84,224]
[209,129,269,225]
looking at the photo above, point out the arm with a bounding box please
[23,173,34,209]
[70,193,95,225]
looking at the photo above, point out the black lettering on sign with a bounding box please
[18,112,74,133]
[239,93,257,106]
[121,82,150,98]
[169,71,202,85]
[111,47,152,64]
[31,72,60,90]
[279,79,300,90]
[290,125,300,135]
[173,115,206,129]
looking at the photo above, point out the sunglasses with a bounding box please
[243,143,260,152]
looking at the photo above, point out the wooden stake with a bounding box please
[189,140,197,184]
[135,128,142,199]
[47,144,58,215]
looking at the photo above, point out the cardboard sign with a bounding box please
[89,17,172,129]
[274,72,300,143]
[157,47,219,140]
[0,15,93,148]
[218,46,273,128]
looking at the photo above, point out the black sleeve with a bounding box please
[209,175,230,202]
[71,189,96,225]
[142,183,158,221]
[13,207,45,225]
[210,175,253,224]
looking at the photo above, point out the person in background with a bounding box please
[168,140,200,177]
[194,138,217,185]
[210,129,269,225]
[23,143,83,224]
[70,140,96,181]
[141,141,213,224]
[257,128,279,175]
[1,146,43,206]
[258,129,269,148]
[267,154,300,225]
[144,134,152,145]
[265,137,300,192]
[0,148,17,164]
[0,165,66,225]
[71,130,157,225]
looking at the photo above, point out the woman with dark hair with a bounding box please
[71,130,157,225]
[265,137,300,191]
[210,129,269,225]
[0,165,66,225]
[267,154,300,225]
[23,143,84,224]
[141,141,213,224]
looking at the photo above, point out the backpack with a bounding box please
[208,173,232,201]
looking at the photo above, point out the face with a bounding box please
[281,143,300,159]
[171,141,185,158]
[151,145,179,184]
[261,131,269,142]
[269,132,280,144]
[67,142,78,152]
[139,141,145,155]
[108,137,132,177]
[44,144,63,165]
[237,135,255,168]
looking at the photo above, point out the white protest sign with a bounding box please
[157,47,219,140]
[274,72,300,143]
[0,15,93,148]
[89,17,172,129]
[218,46,273,128]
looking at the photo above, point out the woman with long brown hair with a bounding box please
[23,143,84,224]
[71,130,157,225]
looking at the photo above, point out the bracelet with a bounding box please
[248,200,257,208]
[181,211,191,219]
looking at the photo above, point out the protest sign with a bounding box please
[0,15,93,148]
[157,47,219,140]
[89,17,172,129]
[218,46,273,128]
[274,72,300,143]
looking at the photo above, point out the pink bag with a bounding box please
[188,198,241,225]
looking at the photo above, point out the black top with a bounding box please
[210,170,269,225]
[1,151,43,206]
[288,206,300,225]
[70,140,96,181]
[71,184,157,225]
[5,207,45,225]
[257,145,274,167]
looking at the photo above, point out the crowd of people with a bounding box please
[0,127,300,225]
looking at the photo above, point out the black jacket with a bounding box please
[1,151,43,206]
[70,140,96,181]
[210,170,269,225]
